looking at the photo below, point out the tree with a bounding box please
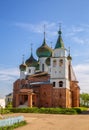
[80,93,89,107]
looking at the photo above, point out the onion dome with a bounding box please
[19,63,27,71]
[36,32,53,58]
[19,55,27,71]
[25,53,38,68]
[67,55,72,60]
[67,47,72,60]
[55,29,64,49]
[45,57,50,66]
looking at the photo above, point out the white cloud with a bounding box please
[0,67,19,81]
[15,21,58,36]
[69,26,85,35]
[65,24,89,45]
[0,67,19,97]
[71,37,84,44]
[14,22,89,47]
[74,63,89,93]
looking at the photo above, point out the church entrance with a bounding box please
[19,94,28,106]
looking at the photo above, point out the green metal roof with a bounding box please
[55,30,64,49]
[25,53,38,68]
[36,38,53,58]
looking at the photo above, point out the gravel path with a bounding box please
[13,113,89,130]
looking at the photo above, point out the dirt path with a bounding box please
[13,113,89,130]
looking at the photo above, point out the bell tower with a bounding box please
[50,27,69,89]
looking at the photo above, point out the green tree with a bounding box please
[6,101,13,109]
[80,93,89,107]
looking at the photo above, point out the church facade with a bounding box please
[13,28,80,108]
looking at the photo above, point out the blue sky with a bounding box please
[0,0,89,97]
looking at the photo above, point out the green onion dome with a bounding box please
[36,38,53,58]
[25,53,39,68]
[19,63,27,71]
[45,57,50,66]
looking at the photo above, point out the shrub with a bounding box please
[73,108,82,114]
[0,108,11,114]
[8,107,81,114]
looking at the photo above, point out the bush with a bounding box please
[0,108,11,114]
[9,107,39,113]
[8,107,81,114]
[73,108,82,114]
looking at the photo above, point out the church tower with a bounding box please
[25,43,39,75]
[36,27,52,72]
[19,55,27,79]
[50,28,69,89]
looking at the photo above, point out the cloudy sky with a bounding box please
[0,0,89,97]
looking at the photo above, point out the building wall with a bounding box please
[39,57,48,72]
[52,88,71,108]
[13,80,20,107]
[70,81,80,107]
[39,84,53,107]
[13,78,80,108]
[5,93,13,106]
[0,98,5,108]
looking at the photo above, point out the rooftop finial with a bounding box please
[22,54,24,64]
[58,22,62,35]
[44,24,46,39]
[42,24,46,45]
[51,42,52,48]
[59,22,61,30]
[31,43,33,54]
[67,46,72,60]
[68,46,70,56]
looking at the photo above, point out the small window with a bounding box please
[29,69,31,73]
[53,60,56,67]
[53,82,55,87]
[59,59,63,66]
[43,92,46,96]
[8,98,10,102]
[59,81,63,87]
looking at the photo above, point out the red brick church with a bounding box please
[13,27,80,108]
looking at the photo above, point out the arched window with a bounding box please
[29,69,31,73]
[53,60,57,67]
[59,81,63,87]
[42,64,44,71]
[53,82,55,87]
[59,59,63,66]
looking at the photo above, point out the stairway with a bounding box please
[18,101,28,108]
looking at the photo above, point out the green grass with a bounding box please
[77,107,88,111]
